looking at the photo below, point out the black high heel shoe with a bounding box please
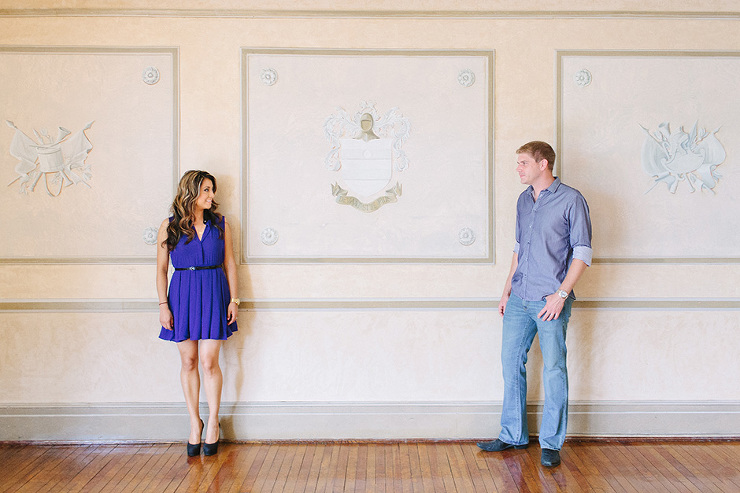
[203,421,220,456]
[186,419,204,457]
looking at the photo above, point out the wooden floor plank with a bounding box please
[655,443,714,493]
[1,439,739,492]
[115,444,170,493]
[445,443,477,493]
[396,442,415,493]
[65,445,119,493]
[365,444,378,493]
[476,446,522,492]
[699,443,740,491]
[253,443,289,493]
[674,443,739,493]
[460,443,493,492]
[640,443,704,493]
[0,446,54,493]
[0,445,51,488]
[15,445,81,493]
[274,443,306,493]
[593,442,650,493]
[415,443,439,492]
[37,444,96,493]
[433,443,458,493]
[588,443,641,493]
[342,442,358,493]
[233,442,271,493]
[297,443,325,493]
[315,444,337,493]
[630,443,693,493]
[568,442,619,492]
[405,442,424,492]
[373,443,388,493]
[331,442,351,493]
[353,444,368,493]
[142,446,192,493]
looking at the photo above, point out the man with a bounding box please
[477,141,592,467]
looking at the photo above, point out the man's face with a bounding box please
[516,152,546,185]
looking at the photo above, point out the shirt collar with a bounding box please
[527,177,561,199]
[547,177,562,194]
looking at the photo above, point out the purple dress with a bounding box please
[159,216,237,342]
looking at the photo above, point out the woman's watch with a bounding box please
[557,289,569,299]
[230,298,240,305]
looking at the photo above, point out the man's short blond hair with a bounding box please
[517,141,556,171]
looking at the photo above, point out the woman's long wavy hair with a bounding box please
[163,170,224,252]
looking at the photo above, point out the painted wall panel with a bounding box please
[243,50,493,262]
[0,48,177,262]
[559,52,739,262]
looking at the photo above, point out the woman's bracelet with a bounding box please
[159,301,168,305]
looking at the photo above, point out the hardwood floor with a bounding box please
[1,440,738,492]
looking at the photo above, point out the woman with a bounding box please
[156,170,239,456]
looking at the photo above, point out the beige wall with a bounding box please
[1,1,739,440]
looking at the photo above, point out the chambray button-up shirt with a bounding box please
[511,178,592,302]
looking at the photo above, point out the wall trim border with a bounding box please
[0,298,738,312]
[1,401,738,441]
[1,9,739,20]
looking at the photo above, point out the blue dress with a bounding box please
[159,216,237,342]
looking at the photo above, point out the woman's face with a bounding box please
[195,178,215,211]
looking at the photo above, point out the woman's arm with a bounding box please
[156,219,173,329]
[223,220,239,324]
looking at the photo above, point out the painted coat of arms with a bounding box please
[324,102,410,212]
[6,120,94,196]
[641,122,725,194]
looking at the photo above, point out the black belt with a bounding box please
[175,265,222,271]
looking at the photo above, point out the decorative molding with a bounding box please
[1,401,738,441]
[259,68,278,86]
[0,257,157,264]
[1,298,738,313]
[458,228,475,246]
[573,68,591,87]
[141,66,159,85]
[142,227,158,245]
[457,69,475,87]
[260,227,279,245]
[6,121,94,196]
[1,9,740,20]
[640,121,725,194]
[592,257,740,264]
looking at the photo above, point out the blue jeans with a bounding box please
[498,293,573,450]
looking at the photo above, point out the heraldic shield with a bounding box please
[338,138,393,198]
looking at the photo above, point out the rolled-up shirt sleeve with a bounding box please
[569,193,593,266]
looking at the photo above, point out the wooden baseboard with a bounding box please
[1,400,738,441]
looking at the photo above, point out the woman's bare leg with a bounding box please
[200,339,223,444]
[177,339,203,444]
